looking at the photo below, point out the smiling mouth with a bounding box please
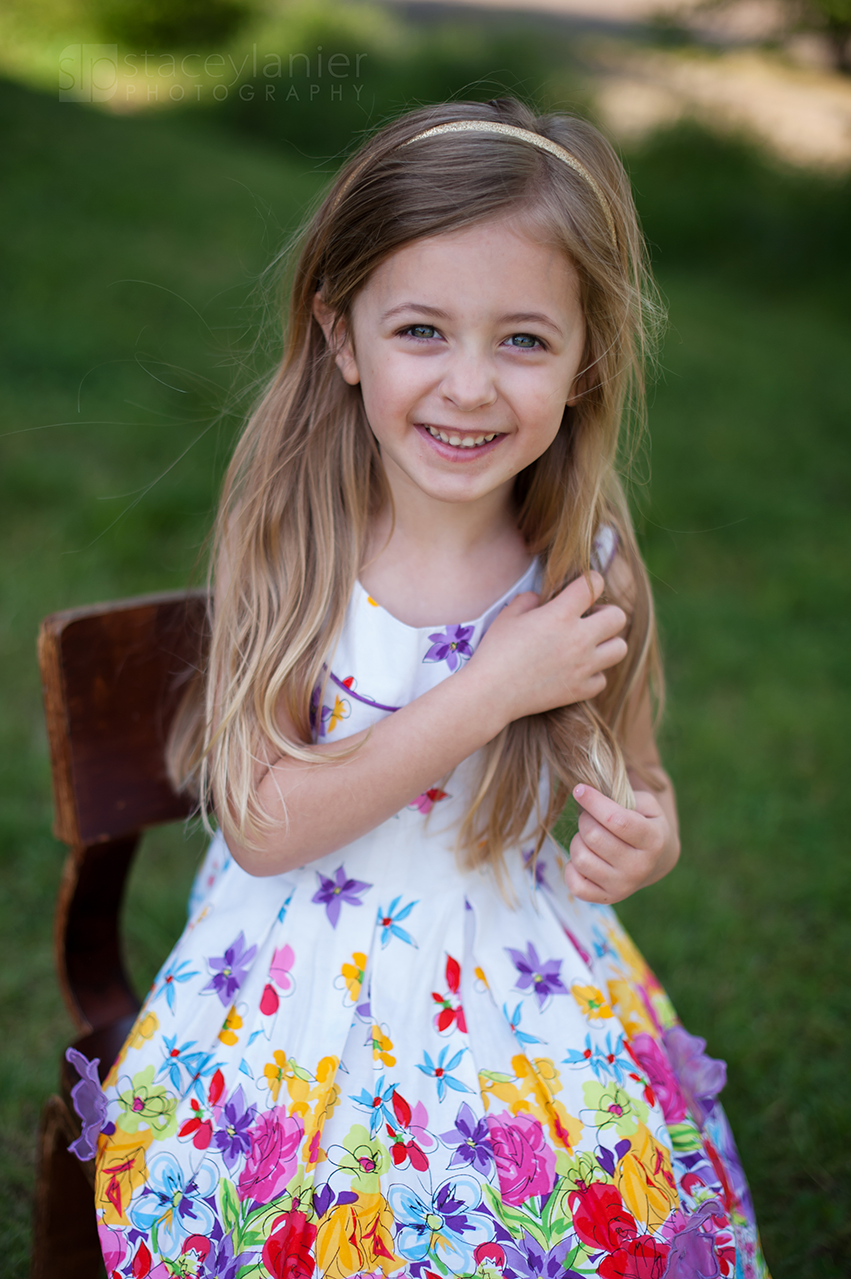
[422,425,502,449]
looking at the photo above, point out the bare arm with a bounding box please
[219,571,628,876]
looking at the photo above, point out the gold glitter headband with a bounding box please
[403,120,618,251]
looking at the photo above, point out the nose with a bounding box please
[439,347,498,412]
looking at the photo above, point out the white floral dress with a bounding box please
[86,554,771,1279]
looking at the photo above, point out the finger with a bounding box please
[588,604,627,641]
[632,788,664,820]
[559,571,605,614]
[594,636,629,671]
[500,590,540,617]
[577,811,628,866]
[573,783,655,851]
[564,842,614,904]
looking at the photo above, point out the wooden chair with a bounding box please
[32,590,209,1279]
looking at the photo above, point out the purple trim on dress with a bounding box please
[328,670,401,713]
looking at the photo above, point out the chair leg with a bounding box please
[31,1094,102,1279]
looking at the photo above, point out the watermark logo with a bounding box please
[59,43,368,105]
[59,45,119,102]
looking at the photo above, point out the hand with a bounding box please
[565,783,673,904]
[469,572,628,725]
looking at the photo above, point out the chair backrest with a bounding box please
[38,590,209,1032]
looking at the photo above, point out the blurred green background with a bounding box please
[1,0,850,1274]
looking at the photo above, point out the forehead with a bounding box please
[354,217,581,319]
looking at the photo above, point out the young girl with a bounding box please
[85,99,770,1278]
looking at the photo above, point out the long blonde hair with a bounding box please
[168,97,666,870]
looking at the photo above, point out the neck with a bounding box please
[359,455,533,628]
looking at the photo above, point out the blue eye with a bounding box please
[403,325,438,340]
[507,333,541,349]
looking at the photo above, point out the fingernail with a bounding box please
[573,784,584,798]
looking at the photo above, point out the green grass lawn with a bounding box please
[1,72,849,1276]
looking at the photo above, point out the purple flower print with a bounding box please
[503,1232,577,1279]
[65,1047,107,1161]
[202,932,257,1006]
[423,624,474,672]
[311,865,372,928]
[507,942,568,1009]
[212,1084,256,1171]
[441,1102,494,1174]
[663,1025,727,1128]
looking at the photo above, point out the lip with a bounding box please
[414,423,506,461]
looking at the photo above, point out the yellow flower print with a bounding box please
[262,1049,311,1112]
[327,695,350,734]
[341,952,367,1002]
[218,1004,243,1045]
[371,1025,396,1067]
[315,1191,400,1278]
[366,595,379,607]
[615,1121,678,1229]
[514,1056,584,1153]
[607,980,656,1039]
[474,965,489,990]
[303,1056,341,1168]
[103,1009,159,1087]
[572,983,614,1024]
[95,1126,153,1225]
[479,1057,583,1153]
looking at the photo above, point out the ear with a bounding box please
[312,292,360,386]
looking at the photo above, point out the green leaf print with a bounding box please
[481,1182,548,1248]
[668,1120,704,1152]
[220,1177,241,1234]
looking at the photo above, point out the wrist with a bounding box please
[453,660,513,741]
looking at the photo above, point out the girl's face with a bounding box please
[322,216,587,513]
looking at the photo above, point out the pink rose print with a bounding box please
[238,1107,304,1203]
[486,1110,556,1206]
[629,1033,687,1124]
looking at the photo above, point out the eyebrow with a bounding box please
[380,302,564,335]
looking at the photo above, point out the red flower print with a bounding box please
[386,1090,432,1170]
[432,955,467,1033]
[131,1241,151,1279]
[262,1208,317,1279]
[569,1182,638,1253]
[209,1069,225,1106]
[178,1098,213,1149]
[597,1235,671,1278]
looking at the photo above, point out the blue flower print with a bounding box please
[423,624,474,672]
[388,1174,493,1272]
[202,932,257,1006]
[211,1084,256,1170]
[440,1101,494,1174]
[506,942,568,1010]
[312,865,372,928]
[153,957,199,1013]
[503,1001,544,1048]
[377,896,418,948]
[129,1150,217,1258]
[417,1046,473,1102]
[564,1030,634,1085]
[349,1074,398,1136]
[158,1037,222,1101]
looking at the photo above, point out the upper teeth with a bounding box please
[425,426,498,448]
